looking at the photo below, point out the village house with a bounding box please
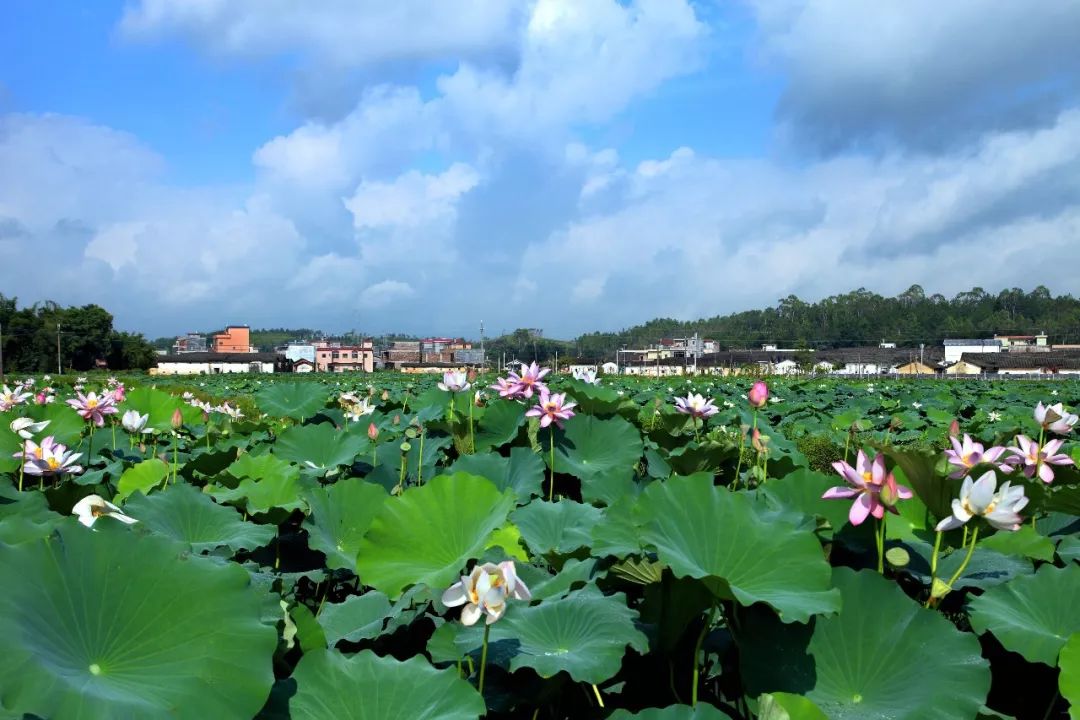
[212,325,255,353]
[956,352,1080,376]
[151,352,287,375]
[314,340,374,373]
[943,338,1001,364]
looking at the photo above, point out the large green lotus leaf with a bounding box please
[759,468,850,538]
[978,526,1055,562]
[1058,633,1080,720]
[897,537,1033,591]
[637,475,839,622]
[968,564,1080,666]
[254,383,328,420]
[511,499,602,556]
[122,482,274,553]
[31,400,87,447]
[0,522,277,720]
[608,704,733,719]
[355,473,515,597]
[1060,536,1080,564]
[115,458,169,500]
[758,693,829,720]
[799,568,990,719]
[0,419,21,473]
[288,649,485,720]
[497,588,648,684]
[553,415,643,490]
[303,480,387,571]
[880,446,953,522]
[213,452,306,513]
[448,446,544,501]
[591,495,647,558]
[318,591,392,646]
[120,386,201,432]
[473,401,526,453]
[274,422,365,470]
[0,484,63,544]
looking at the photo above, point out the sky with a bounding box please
[2,1,1080,340]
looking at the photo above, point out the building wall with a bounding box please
[213,326,252,353]
[152,360,274,375]
[946,361,983,375]
[944,343,1000,363]
[285,344,316,363]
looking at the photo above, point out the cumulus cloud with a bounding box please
[748,0,1080,151]
[119,0,528,69]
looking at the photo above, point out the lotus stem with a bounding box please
[171,433,178,484]
[87,424,94,466]
[944,527,980,595]
[874,517,886,574]
[468,401,475,454]
[111,421,116,450]
[417,428,425,486]
[397,453,406,495]
[549,426,556,501]
[691,605,717,707]
[18,457,24,493]
[591,684,605,708]
[925,530,944,608]
[478,623,491,695]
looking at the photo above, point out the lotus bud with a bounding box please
[948,419,960,437]
[381,390,389,401]
[879,474,901,508]
[367,422,379,441]
[748,381,768,408]
[392,414,401,426]
[890,416,903,431]
[467,368,478,383]
[171,408,183,430]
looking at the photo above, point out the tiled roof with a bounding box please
[959,352,1080,370]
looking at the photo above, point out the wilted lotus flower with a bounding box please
[18,436,83,476]
[121,410,151,434]
[674,393,719,419]
[438,371,471,393]
[0,384,31,411]
[1005,435,1074,484]
[944,434,1008,479]
[71,494,137,528]
[525,390,577,429]
[1035,402,1078,434]
[442,561,531,626]
[822,450,912,525]
[935,471,1027,532]
[748,381,769,409]
[10,417,49,439]
[66,391,118,427]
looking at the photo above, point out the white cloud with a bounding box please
[344,163,479,231]
[119,0,527,68]
[359,279,415,308]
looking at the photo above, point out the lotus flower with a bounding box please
[748,381,768,409]
[507,362,550,399]
[217,402,244,420]
[438,371,470,393]
[121,410,151,434]
[71,494,137,528]
[442,561,531,626]
[490,376,520,399]
[66,391,118,427]
[674,393,719,419]
[18,436,83,476]
[10,417,49,439]
[0,384,31,411]
[1005,435,1074,484]
[525,391,576,429]
[822,450,912,525]
[944,434,1009,479]
[343,397,375,421]
[1035,402,1077,434]
[935,471,1028,532]
[111,383,126,403]
[572,368,600,384]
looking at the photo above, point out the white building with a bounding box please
[601,361,619,374]
[152,352,281,375]
[943,339,1001,364]
[284,342,316,364]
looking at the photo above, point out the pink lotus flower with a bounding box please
[944,434,1009,479]
[748,381,768,409]
[822,450,913,525]
[17,436,83,476]
[65,391,118,427]
[525,391,576,429]
[111,383,126,403]
[674,393,719,419]
[1035,402,1077,434]
[490,376,520,399]
[507,362,550,399]
[1005,435,1074,484]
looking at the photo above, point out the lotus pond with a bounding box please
[0,371,1078,719]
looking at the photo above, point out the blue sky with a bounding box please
[2,1,1080,339]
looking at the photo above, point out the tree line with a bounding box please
[0,295,158,374]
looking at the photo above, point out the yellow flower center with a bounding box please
[862,471,872,482]
[46,457,60,470]
[87,399,98,409]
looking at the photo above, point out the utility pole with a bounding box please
[479,320,486,370]
[56,322,62,375]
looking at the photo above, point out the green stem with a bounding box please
[397,453,406,495]
[111,422,116,451]
[875,517,886,574]
[944,526,980,591]
[843,430,851,464]
[18,458,24,493]
[962,525,969,549]
[478,623,491,696]
[417,429,425,486]
[732,434,745,490]
[691,605,717,707]
[925,530,943,608]
[87,424,94,466]
[171,434,178,484]
[468,400,475,454]
[549,426,556,501]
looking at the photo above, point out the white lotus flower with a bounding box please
[438,371,471,393]
[935,471,1028,532]
[71,494,138,528]
[1035,402,1077,434]
[10,417,49,439]
[987,411,1002,422]
[442,561,531,626]
[218,402,244,420]
[121,410,151,434]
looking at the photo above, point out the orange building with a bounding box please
[212,325,253,353]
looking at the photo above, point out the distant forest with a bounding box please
[569,285,1080,361]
